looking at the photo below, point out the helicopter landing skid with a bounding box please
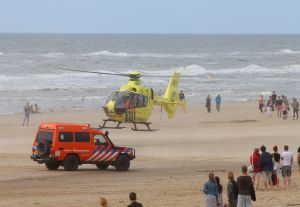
[131,121,152,131]
[100,119,124,129]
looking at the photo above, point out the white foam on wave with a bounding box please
[276,49,300,54]
[144,64,300,76]
[42,52,65,58]
[0,52,4,56]
[82,50,206,59]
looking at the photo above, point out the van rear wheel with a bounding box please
[96,163,109,170]
[63,155,79,171]
[115,155,130,171]
[45,162,59,170]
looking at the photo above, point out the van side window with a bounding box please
[75,132,90,142]
[59,132,73,142]
[94,134,107,145]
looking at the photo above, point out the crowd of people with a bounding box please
[258,91,299,120]
[99,192,143,207]
[203,145,300,207]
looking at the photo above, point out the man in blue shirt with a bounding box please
[215,94,222,112]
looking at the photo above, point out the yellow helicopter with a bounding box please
[58,68,187,131]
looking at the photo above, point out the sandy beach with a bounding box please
[0,102,300,207]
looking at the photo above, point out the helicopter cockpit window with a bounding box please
[94,134,107,145]
[114,92,133,109]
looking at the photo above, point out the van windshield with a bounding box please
[37,130,54,143]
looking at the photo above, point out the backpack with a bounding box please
[231,180,238,199]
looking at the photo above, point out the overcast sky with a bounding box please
[0,0,299,34]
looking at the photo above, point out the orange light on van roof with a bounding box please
[58,126,64,130]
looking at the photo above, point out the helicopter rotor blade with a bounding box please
[140,74,203,78]
[56,68,131,77]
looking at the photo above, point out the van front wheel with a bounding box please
[115,155,130,171]
[45,162,59,170]
[63,155,79,171]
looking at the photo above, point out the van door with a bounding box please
[87,134,115,162]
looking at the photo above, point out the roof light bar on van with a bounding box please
[58,126,64,130]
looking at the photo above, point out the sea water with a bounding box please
[0,34,300,114]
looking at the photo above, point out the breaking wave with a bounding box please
[276,49,300,54]
[81,50,206,58]
[42,52,65,58]
[0,52,4,56]
[144,64,300,76]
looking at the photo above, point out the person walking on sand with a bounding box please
[272,145,281,188]
[258,95,265,113]
[281,145,293,189]
[215,94,222,112]
[99,197,108,207]
[250,148,261,190]
[271,91,277,110]
[227,172,238,207]
[292,97,299,120]
[260,145,273,190]
[205,95,212,113]
[275,96,283,118]
[215,176,223,207]
[127,192,143,207]
[237,166,255,207]
[203,172,219,207]
[22,102,32,126]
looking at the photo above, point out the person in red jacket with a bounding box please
[250,148,262,190]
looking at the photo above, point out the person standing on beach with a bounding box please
[250,148,261,190]
[203,172,219,207]
[271,91,277,110]
[258,95,265,113]
[266,97,273,118]
[205,95,212,113]
[227,172,238,207]
[275,96,283,118]
[260,145,273,190]
[179,90,185,101]
[215,94,221,112]
[281,145,293,189]
[127,192,143,207]
[215,176,223,206]
[272,145,281,188]
[22,102,32,126]
[237,166,254,207]
[292,98,299,120]
[281,102,288,120]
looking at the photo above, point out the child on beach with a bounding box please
[281,103,288,120]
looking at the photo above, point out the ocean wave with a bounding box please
[42,52,65,58]
[81,50,206,58]
[144,64,300,76]
[276,49,300,54]
[0,52,4,56]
